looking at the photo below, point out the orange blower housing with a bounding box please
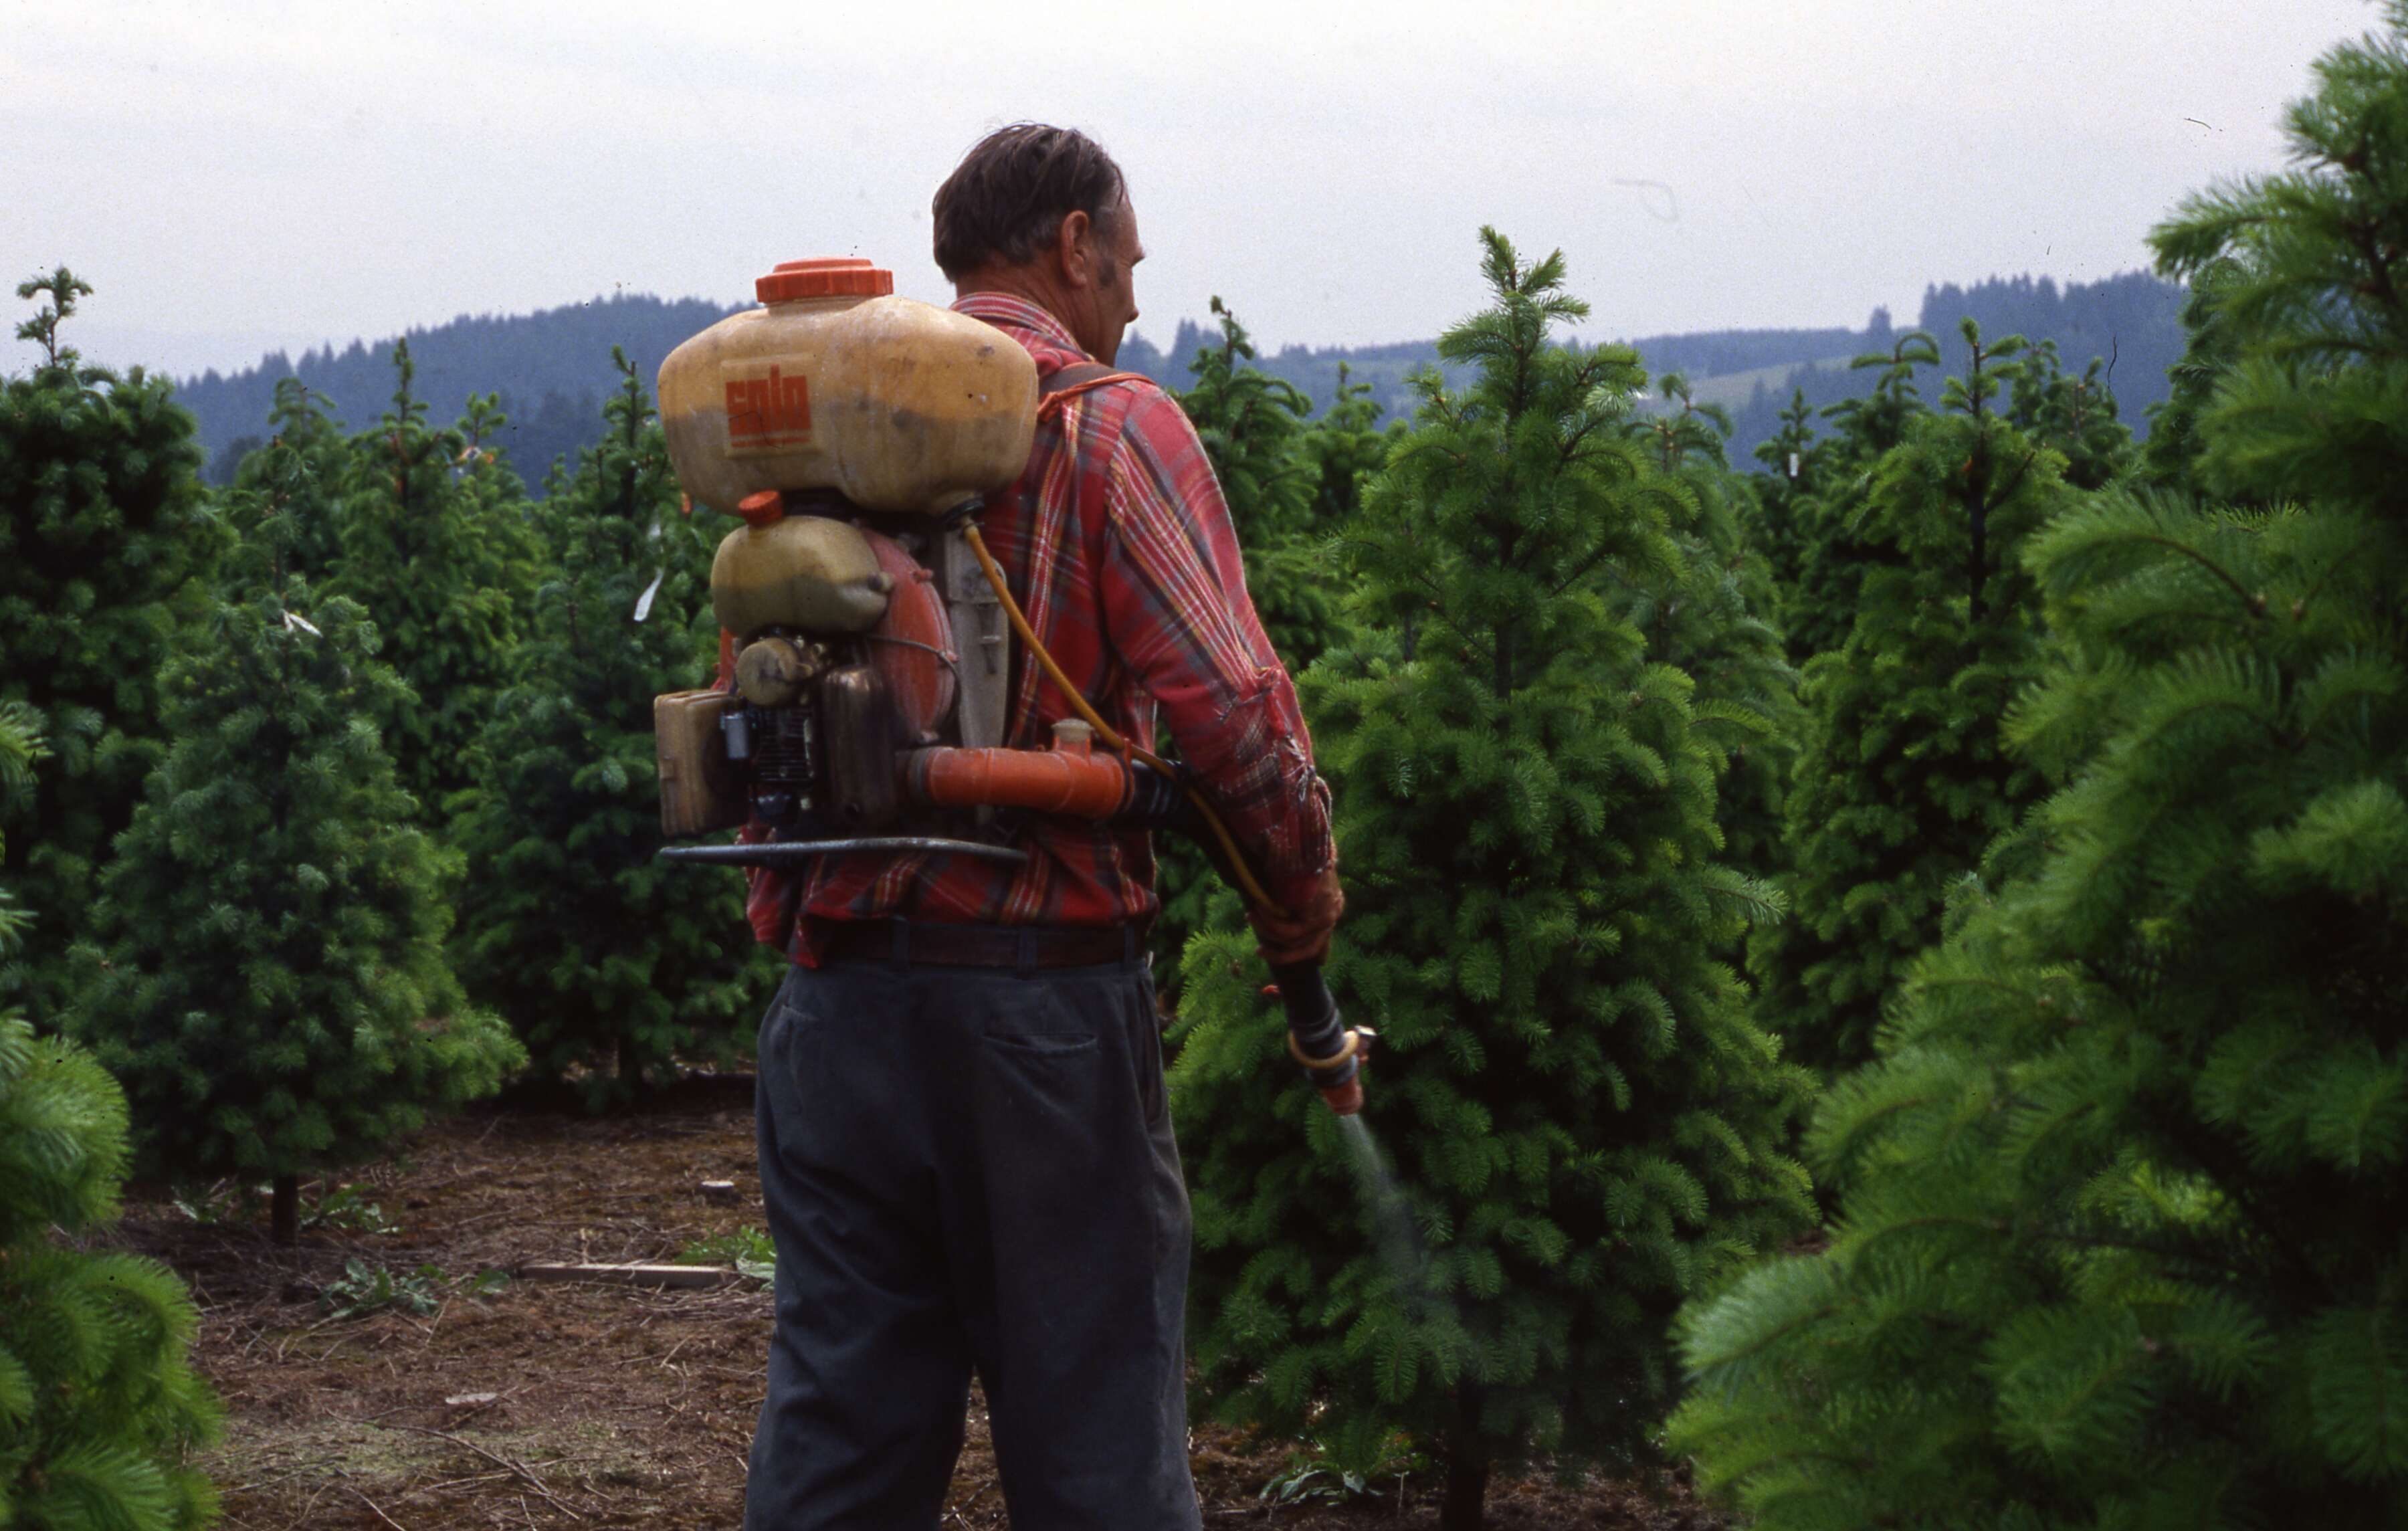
[904,723,1132,819]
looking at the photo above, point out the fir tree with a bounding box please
[323,340,542,815]
[0,705,221,1531]
[2008,338,2135,490]
[1747,388,1821,572]
[1621,375,1800,876]
[0,272,224,1002]
[224,377,350,579]
[1174,297,1344,667]
[448,352,771,1101]
[1674,15,2408,1522]
[1777,330,1942,660]
[1752,321,2068,1072]
[2140,260,2246,494]
[69,482,523,1243]
[13,268,90,369]
[1157,301,1358,989]
[1300,360,1398,528]
[1173,232,1811,1530]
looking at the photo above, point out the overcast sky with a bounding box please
[1,0,2379,380]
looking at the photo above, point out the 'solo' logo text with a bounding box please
[724,359,813,453]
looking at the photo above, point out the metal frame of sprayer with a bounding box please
[654,487,1371,1115]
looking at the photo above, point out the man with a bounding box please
[744,123,1344,1530]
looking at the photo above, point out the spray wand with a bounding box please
[1271,963,1368,1116]
[959,522,1373,1116]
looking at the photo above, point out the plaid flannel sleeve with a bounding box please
[1098,387,1334,905]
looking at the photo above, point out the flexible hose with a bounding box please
[960,522,1288,917]
[969,514,1361,1115]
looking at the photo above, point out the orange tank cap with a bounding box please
[757,258,894,304]
[737,489,786,528]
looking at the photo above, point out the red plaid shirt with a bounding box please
[747,292,1332,962]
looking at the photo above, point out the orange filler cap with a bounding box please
[737,490,786,528]
[757,258,894,304]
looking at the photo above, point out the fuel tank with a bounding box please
[709,512,892,639]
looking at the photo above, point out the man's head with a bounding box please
[933,124,1144,365]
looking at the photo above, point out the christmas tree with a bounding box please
[1157,301,1361,989]
[1174,296,1345,668]
[448,352,771,1101]
[0,271,225,1002]
[322,340,542,815]
[70,478,522,1243]
[1750,322,2068,1072]
[1300,360,1398,529]
[1173,232,1811,1530]
[1621,374,1799,878]
[1777,330,1941,661]
[1745,389,1821,603]
[222,377,352,580]
[1674,13,2408,1522]
[2007,339,2134,491]
[0,705,221,1531]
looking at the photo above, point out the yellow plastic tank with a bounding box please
[710,512,890,639]
[659,258,1040,518]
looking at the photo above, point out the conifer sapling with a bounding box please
[448,351,771,1101]
[0,704,221,1531]
[71,474,523,1242]
[1173,231,1811,1531]
[1752,320,2070,1071]
[1,272,225,1004]
[1674,15,2408,1522]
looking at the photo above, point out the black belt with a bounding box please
[819,919,1142,971]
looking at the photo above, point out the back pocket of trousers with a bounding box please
[981,1029,1098,1056]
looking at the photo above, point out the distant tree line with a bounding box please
[171,274,2185,496]
[1725,270,2186,453]
[177,293,738,494]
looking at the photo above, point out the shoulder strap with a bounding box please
[1041,361,1125,395]
[1037,363,1149,418]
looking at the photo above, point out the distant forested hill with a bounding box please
[177,294,744,490]
[1126,272,2181,455]
[176,272,2183,491]
[1709,271,2187,461]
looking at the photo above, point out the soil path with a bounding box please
[118,1082,1716,1530]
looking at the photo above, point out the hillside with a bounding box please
[1714,271,2186,463]
[174,272,2184,491]
[176,293,744,490]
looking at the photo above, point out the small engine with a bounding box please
[660,488,1016,842]
[655,483,1192,865]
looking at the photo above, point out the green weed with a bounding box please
[674,1228,774,1282]
[320,1258,445,1320]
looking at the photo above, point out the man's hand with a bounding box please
[1250,863,1344,966]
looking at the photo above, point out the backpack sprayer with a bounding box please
[648,258,1367,1115]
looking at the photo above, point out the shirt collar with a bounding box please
[951,291,1088,359]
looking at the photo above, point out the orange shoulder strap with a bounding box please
[1037,363,1148,418]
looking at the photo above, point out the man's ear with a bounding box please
[1056,209,1094,290]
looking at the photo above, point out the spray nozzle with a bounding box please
[1267,963,1371,1118]
[1289,1024,1375,1116]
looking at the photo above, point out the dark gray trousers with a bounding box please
[744,944,1199,1530]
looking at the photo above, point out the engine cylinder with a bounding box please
[734,633,825,708]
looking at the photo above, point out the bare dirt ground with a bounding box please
[114,1080,1722,1530]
